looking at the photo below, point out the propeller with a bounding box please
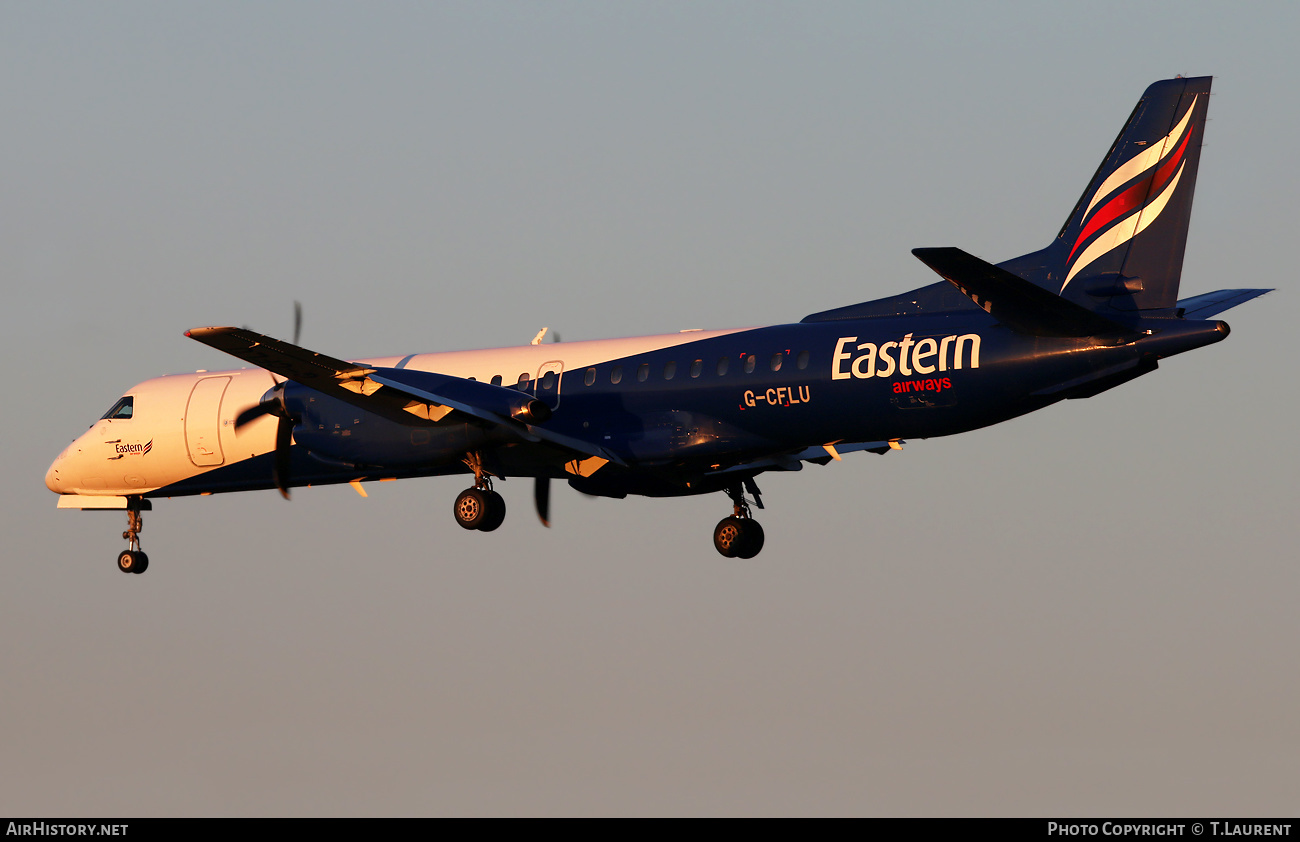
[534,477,551,528]
[230,303,303,500]
[533,325,558,526]
[234,384,297,500]
[534,470,598,526]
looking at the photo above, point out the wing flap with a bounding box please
[706,440,896,475]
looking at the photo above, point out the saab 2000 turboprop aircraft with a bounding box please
[46,76,1270,574]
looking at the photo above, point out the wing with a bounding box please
[185,326,623,466]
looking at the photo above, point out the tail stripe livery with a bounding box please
[1067,103,1195,263]
[1063,92,1200,290]
[1064,157,1189,288]
[1080,94,1197,221]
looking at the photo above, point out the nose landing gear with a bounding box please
[117,498,150,574]
[713,481,765,559]
[453,452,507,532]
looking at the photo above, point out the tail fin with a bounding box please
[1001,76,1212,314]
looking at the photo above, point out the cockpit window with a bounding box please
[101,396,134,420]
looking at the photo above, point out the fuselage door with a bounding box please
[535,361,564,410]
[185,376,231,466]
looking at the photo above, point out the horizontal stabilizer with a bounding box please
[912,247,1141,340]
[1176,288,1273,319]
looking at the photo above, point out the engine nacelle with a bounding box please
[284,385,494,468]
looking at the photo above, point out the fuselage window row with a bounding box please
[570,351,809,389]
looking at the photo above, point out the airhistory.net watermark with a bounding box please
[6,824,127,836]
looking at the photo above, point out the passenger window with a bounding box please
[584,368,597,386]
[690,359,703,378]
[796,350,810,370]
[541,371,556,390]
[491,375,503,386]
[637,363,650,382]
[744,354,756,374]
[716,357,729,376]
[517,373,530,390]
[101,397,134,420]
[663,361,676,380]
[611,366,623,385]
[770,352,783,372]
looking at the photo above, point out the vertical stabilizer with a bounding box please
[1000,76,1212,314]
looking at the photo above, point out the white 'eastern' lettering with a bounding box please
[831,332,981,380]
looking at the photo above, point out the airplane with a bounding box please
[45,76,1270,574]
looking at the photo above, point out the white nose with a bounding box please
[45,461,62,493]
[45,446,68,493]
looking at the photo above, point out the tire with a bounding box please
[479,491,507,532]
[454,488,491,530]
[713,517,744,558]
[132,552,150,574]
[117,550,138,573]
[735,521,765,559]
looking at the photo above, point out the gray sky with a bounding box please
[3,1,1297,816]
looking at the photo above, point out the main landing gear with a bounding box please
[117,498,150,574]
[713,481,765,559]
[453,452,506,532]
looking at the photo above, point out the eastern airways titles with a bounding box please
[832,332,981,380]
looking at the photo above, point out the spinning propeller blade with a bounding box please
[234,399,278,430]
[232,383,296,500]
[273,414,294,500]
[534,477,551,528]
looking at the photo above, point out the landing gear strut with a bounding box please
[453,452,506,532]
[713,481,765,559]
[117,497,150,574]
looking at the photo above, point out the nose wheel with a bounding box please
[713,481,765,558]
[117,498,151,574]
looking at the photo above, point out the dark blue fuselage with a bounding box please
[150,310,1227,500]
